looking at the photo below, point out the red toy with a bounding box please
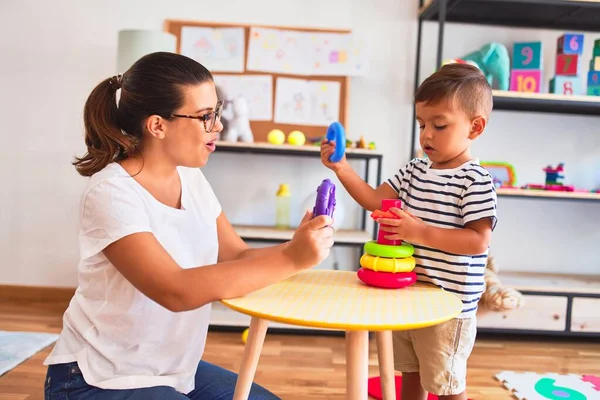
[357,268,417,289]
[367,376,473,400]
[371,199,402,246]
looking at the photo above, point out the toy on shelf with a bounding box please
[523,162,575,192]
[220,97,254,143]
[287,130,306,145]
[313,179,336,218]
[510,41,543,93]
[267,129,285,145]
[480,161,517,189]
[549,33,584,95]
[356,199,417,289]
[443,42,510,90]
[588,39,600,96]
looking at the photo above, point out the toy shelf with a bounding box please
[477,271,600,337]
[214,140,383,160]
[419,0,600,32]
[492,90,600,115]
[233,224,372,246]
[497,188,600,201]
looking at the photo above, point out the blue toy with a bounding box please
[325,122,346,162]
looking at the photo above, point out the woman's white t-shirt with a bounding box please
[44,162,222,393]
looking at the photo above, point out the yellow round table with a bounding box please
[221,270,462,400]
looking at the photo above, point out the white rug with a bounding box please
[0,330,58,376]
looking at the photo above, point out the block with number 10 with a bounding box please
[510,69,542,92]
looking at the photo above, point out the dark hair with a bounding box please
[414,63,493,119]
[72,52,214,177]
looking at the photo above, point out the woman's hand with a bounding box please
[284,210,334,270]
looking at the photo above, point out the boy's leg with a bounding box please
[392,330,427,400]
[44,362,186,400]
[411,317,477,400]
[187,360,280,400]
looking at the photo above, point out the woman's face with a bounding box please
[163,81,223,168]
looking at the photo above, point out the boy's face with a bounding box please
[416,98,486,169]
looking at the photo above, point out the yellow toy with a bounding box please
[359,253,416,273]
[241,328,249,343]
[287,130,306,145]
[267,129,285,145]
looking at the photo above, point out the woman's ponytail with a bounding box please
[72,75,137,177]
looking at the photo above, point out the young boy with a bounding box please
[320,63,497,400]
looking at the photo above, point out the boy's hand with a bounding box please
[320,140,349,174]
[375,208,428,244]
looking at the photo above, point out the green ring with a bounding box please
[363,241,415,258]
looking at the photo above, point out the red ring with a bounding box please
[357,268,417,289]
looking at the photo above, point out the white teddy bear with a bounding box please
[220,96,254,143]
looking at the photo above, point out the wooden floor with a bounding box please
[1,297,600,400]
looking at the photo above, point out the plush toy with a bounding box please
[443,42,510,90]
[481,255,525,311]
[220,96,254,143]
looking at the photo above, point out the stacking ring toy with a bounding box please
[357,268,417,289]
[364,241,414,258]
[360,253,415,273]
[326,122,346,162]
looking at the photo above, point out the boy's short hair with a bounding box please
[415,63,493,119]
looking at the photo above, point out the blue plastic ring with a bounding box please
[326,122,346,163]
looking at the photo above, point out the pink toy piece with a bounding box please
[510,69,542,92]
[376,199,403,246]
[581,375,600,391]
[367,376,474,400]
[357,268,417,289]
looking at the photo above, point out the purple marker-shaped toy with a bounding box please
[313,179,336,218]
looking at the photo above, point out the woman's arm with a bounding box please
[215,211,291,263]
[103,213,333,312]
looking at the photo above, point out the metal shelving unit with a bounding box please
[207,140,384,334]
[413,0,600,338]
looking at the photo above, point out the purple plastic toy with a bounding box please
[313,179,336,218]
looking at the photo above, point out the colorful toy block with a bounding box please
[591,57,600,71]
[510,69,542,92]
[557,33,584,55]
[595,38,600,48]
[512,42,542,69]
[588,70,600,85]
[588,86,600,96]
[594,47,600,57]
[556,54,580,75]
[549,75,582,95]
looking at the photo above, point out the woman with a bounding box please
[43,51,334,399]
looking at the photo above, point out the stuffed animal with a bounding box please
[443,42,510,90]
[220,96,254,143]
[481,255,525,311]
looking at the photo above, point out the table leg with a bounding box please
[375,331,396,400]
[233,317,269,400]
[345,330,369,400]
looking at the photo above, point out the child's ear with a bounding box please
[469,115,487,139]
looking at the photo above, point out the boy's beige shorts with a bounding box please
[392,317,477,396]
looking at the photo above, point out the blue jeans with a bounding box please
[44,361,280,399]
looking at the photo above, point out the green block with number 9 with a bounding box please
[512,42,542,69]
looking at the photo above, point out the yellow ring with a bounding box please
[360,253,416,273]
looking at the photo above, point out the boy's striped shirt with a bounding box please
[386,158,498,318]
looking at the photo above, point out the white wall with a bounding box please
[0,0,597,287]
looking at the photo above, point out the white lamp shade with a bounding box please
[117,30,177,72]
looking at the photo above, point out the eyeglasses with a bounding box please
[171,100,224,133]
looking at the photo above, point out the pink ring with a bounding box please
[357,268,417,289]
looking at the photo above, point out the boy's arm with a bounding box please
[336,164,397,211]
[320,141,401,211]
[377,170,498,255]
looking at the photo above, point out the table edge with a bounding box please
[218,300,463,331]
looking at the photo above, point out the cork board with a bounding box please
[163,19,351,143]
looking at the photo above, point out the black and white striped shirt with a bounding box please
[386,158,498,318]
